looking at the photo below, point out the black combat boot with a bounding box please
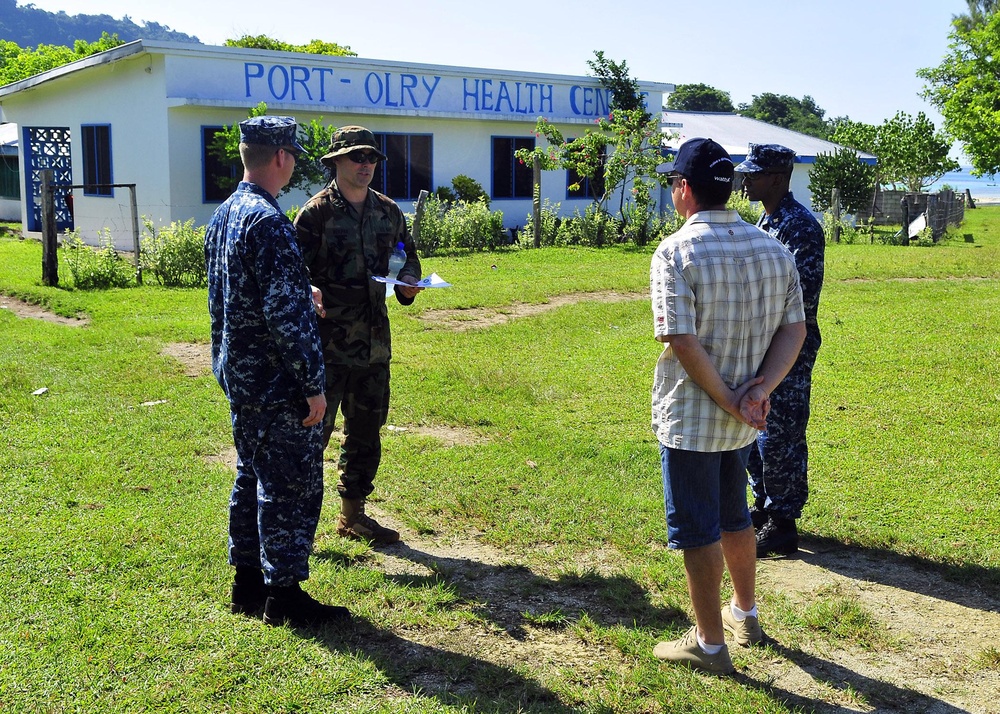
[231,566,268,616]
[756,516,799,557]
[263,583,351,627]
[749,505,769,531]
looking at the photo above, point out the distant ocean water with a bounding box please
[924,167,1000,203]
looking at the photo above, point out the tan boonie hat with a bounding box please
[321,125,386,167]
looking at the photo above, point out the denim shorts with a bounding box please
[660,443,753,549]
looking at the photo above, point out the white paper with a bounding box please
[372,272,451,288]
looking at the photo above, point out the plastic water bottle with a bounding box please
[386,241,406,297]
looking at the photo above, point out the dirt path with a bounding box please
[0,294,88,326]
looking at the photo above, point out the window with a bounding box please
[371,133,432,200]
[566,142,606,201]
[0,154,19,200]
[492,136,534,199]
[81,124,112,197]
[202,126,240,203]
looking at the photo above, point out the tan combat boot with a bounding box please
[337,498,400,544]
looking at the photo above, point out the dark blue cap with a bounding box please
[734,143,795,173]
[239,115,307,154]
[657,137,733,186]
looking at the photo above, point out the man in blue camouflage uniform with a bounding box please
[206,115,350,627]
[294,125,422,545]
[736,143,825,557]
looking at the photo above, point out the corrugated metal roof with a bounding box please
[662,110,877,164]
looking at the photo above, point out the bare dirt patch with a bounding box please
[752,542,1000,713]
[416,290,644,331]
[160,342,212,377]
[0,294,89,326]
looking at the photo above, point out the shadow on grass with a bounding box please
[306,542,688,712]
[738,639,972,714]
[377,541,687,633]
[791,534,1000,607]
[305,620,595,714]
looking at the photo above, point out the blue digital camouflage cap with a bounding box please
[239,115,307,154]
[734,143,796,173]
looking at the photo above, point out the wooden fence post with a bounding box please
[411,189,429,246]
[831,188,841,243]
[40,170,58,286]
[128,184,142,285]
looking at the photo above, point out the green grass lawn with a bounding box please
[1,207,999,712]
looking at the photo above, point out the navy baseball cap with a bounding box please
[734,143,796,173]
[239,116,307,155]
[657,137,733,186]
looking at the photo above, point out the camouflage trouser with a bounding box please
[747,348,817,520]
[322,362,390,501]
[228,401,325,586]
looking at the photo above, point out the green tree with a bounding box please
[737,93,831,139]
[224,35,356,57]
[807,148,877,214]
[586,50,646,117]
[832,112,958,192]
[0,31,124,85]
[515,53,669,245]
[953,0,998,31]
[919,12,1000,176]
[665,83,735,112]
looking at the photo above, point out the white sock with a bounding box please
[730,600,758,621]
[696,630,724,655]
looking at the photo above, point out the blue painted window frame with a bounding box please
[81,124,113,197]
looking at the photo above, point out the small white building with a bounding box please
[0,40,672,248]
[660,110,877,216]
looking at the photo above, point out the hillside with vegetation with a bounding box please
[0,0,199,46]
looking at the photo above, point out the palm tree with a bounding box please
[954,0,999,31]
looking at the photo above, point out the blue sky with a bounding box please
[23,0,970,155]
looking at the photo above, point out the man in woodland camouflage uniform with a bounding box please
[736,143,825,557]
[206,115,350,627]
[294,125,422,545]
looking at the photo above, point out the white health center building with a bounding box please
[0,40,673,248]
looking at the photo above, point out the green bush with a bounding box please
[727,191,764,225]
[518,199,561,247]
[451,174,489,206]
[61,229,136,290]
[556,204,619,247]
[410,194,507,256]
[140,218,207,288]
[822,211,870,245]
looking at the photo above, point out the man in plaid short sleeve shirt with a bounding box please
[650,138,805,674]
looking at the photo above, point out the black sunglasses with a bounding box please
[666,173,684,186]
[278,146,303,160]
[742,171,785,183]
[346,150,380,165]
